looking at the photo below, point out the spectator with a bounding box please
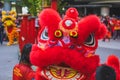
[102,16,111,41]
[12,43,35,80]
[96,65,116,80]
[113,18,120,40]
[0,17,4,44]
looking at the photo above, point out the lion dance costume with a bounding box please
[30,8,120,80]
[2,10,19,46]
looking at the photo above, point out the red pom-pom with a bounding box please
[107,55,119,69]
[64,7,79,21]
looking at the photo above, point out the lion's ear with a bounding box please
[38,8,62,40]
[2,11,7,22]
[2,11,6,15]
[96,65,116,80]
[77,15,101,43]
[39,8,61,29]
[9,10,17,17]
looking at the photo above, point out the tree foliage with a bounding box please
[21,0,52,16]
[57,0,68,15]
[21,0,42,16]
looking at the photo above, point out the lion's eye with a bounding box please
[84,34,95,46]
[40,27,48,40]
[69,31,78,38]
[54,29,63,38]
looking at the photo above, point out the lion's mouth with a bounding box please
[57,62,70,67]
[40,64,86,80]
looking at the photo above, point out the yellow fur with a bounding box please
[2,10,19,46]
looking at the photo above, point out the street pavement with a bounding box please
[0,42,19,80]
[97,39,120,63]
[98,39,120,50]
[0,39,120,80]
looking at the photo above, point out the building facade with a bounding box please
[64,0,120,17]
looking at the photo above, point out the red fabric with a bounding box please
[13,63,35,80]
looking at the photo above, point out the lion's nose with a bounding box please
[62,36,70,44]
[55,36,71,47]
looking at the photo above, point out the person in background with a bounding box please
[102,16,111,41]
[0,17,4,44]
[96,64,116,80]
[13,43,35,80]
[113,18,120,40]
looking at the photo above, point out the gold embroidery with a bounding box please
[13,67,22,77]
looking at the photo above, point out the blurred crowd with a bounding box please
[100,15,120,41]
[0,12,4,44]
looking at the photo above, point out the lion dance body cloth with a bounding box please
[30,8,120,80]
[2,10,19,46]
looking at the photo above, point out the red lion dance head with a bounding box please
[30,8,119,80]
